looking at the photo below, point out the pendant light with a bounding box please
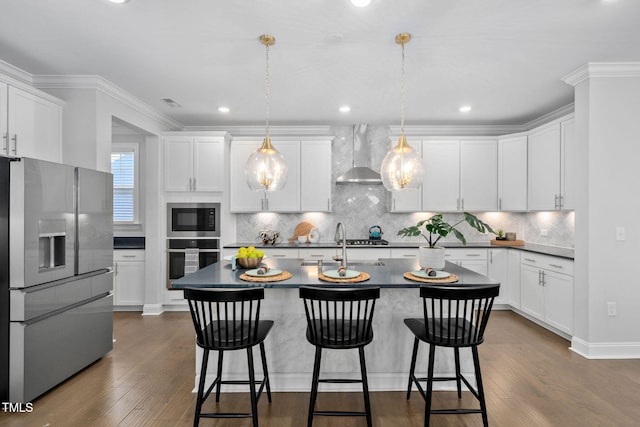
[245,34,288,192]
[381,33,424,191]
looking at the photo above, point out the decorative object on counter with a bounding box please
[381,32,423,191]
[288,221,316,242]
[505,232,517,241]
[403,271,459,284]
[245,34,288,192]
[398,212,496,270]
[308,227,320,243]
[239,270,292,283]
[318,271,371,283]
[495,229,506,240]
[235,246,265,269]
[423,267,437,277]
[258,230,280,245]
[490,238,525,246]
[368,225,383,240]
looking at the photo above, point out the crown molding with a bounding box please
[389,124,522,137]
[184,125,334,137]
[32,74,183,130]
[0,59,34,85]
[521,103,574,131]
[563,62,640,87]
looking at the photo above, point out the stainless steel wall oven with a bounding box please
[167,203,220,237]
[166,239,219,287]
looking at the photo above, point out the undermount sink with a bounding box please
[300,260,384,267]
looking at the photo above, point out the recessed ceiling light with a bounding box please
[459,105,472,113]
[218,106,230,113]
[339,105,351,113]
[351,0,372,7]
[109,0,130,4]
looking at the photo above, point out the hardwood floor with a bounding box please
[2,310,640,426]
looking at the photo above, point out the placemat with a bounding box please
[239,271,292,282]
[318,272,371,283]
[403,272,459,283]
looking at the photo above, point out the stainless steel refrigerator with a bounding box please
[0,157,114,403]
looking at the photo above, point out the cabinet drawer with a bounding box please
[299,248,340,260]
[114,250,145,262]
[347,248,391,260]
[262,248,299,259]
[445,248,487,260]
[390,248,419,259]
[520,253,573,275]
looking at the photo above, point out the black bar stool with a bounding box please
[299,286,380,427]
[404,284,499,427]
[184,287,273,427]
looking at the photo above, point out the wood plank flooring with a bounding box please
[1,310,640,426]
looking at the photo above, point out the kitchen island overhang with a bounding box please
[172,259,500,393]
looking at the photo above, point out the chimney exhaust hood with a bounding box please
[336,124,382,184]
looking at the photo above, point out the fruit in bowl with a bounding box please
[236,246,265,269]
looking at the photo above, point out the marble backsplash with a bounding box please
[234,126,574,248]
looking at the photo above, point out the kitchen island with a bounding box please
[172,259,499,392]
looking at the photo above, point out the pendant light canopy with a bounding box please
[245,34,288,192]
[381,33,424,191]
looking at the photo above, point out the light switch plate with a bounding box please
[616,226,626,241]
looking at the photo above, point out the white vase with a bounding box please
[419,246,446,270]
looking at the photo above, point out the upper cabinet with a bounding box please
[498,135,528,211]
[164,133,227,192]
[300,139,332,212]
[459,139,498,211]
[1,81,62,163]
[422,140,460,211]
[527,118,574,211]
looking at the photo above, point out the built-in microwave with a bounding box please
[167,203,220,237]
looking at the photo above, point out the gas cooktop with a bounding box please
[344,239,389,246]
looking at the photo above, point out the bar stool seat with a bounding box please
[299,286,380,427]
[184,287,273,427]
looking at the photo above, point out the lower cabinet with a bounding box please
[507,249,521,309]
[520,254,574,335]
[487,248,508,306]
[445,249,488,275]
[113,250,145,309]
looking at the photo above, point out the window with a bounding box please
[111,143,139,223]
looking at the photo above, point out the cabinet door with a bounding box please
[422,140,460,211]
[1,83,7,156]
[460,140,497,211]
[458,260,487,276]
[498,135,528,211]
[229,141,265,212]
[487,249,508,305]
[164,137,193,191]
[543,270,573,334]
[520,265,544,320]
[507,249,521,309]
[560,118,575,210]
[264,140,300,212]
[113,255,145,306]
[301,140,332,212]
[193,137,224,192]
[7,86,61,162]
[528,123,561,211]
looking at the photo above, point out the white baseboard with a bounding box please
[142,304,164,315]
[570,337,640,359]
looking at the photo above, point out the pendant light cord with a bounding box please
[265,41,270,139]
[400,40,405,137]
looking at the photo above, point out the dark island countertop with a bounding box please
[170,258,500,289]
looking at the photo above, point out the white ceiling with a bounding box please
[2,0,639,128]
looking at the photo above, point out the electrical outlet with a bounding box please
[607,302,617,317]
[540,229,548,237]
[616,227,626,241]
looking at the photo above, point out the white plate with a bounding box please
[412,270,451,279]
[245,268,282,277]
[322,269,360,279]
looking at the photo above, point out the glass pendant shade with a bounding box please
[245,136,288,191]
[381,135,424,190]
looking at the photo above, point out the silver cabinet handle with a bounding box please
[549,263,563,269]
[489,251,493,263]
[538,269,542,285]
[328,198,331,211]
[393,198,396,211]
[11,134,17,154]
[403,254,417,257]
[309,254,324,258]
[265,197,269,211]
[498,198,502,211]
[461,198,464,210]
[2,132,7,154]
[261,197,264,211]
[115,262,119,275]
[558,195,564,210]
[466,254,481,257]
[271,254,286,258]
[524,258,536,263]
[541,270,546,286]
[193,178,196,191]
[122,255,136,258]
[188,178,192,191]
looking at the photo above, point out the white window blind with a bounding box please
[111,148,137,223]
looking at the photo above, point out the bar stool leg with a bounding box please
[307,346,322,427]
[472,346,489,427]
[425,344,436,427]
[259,342,272,403]
[247,347,259,427]
[359,346,373,427]
[194,348,210,427]
[407,337,419,400]
[215,350,224,402]
[454,347,462,399]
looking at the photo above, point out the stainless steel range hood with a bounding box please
[336,124,382,184]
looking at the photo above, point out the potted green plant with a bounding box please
[496,229,506,240]
[398,212,496,269]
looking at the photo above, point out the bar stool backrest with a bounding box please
[184,287,265,350]
[419,284,499,347]
[300,286,381,349]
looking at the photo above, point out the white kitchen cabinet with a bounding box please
[520,253,574,335]
[261,247,299,259]
[422,140,460,211]
[560,118,575,210]
[1,83,62,162]
[507,249,521,309]
[389,138,422,213]
[487,248,508,306]
[113,250,145,308]
[299,247,341,261]
[301,140,332,212]
[164,133,227,192]
[460,139,498,211]
[498,135,528,211]
[528,123,561,210]
[390,248,419,259]
[229,139,300,212]
[444,248,487,275]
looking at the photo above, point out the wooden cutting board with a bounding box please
[288,221,316,242]
[491,239,525,246]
